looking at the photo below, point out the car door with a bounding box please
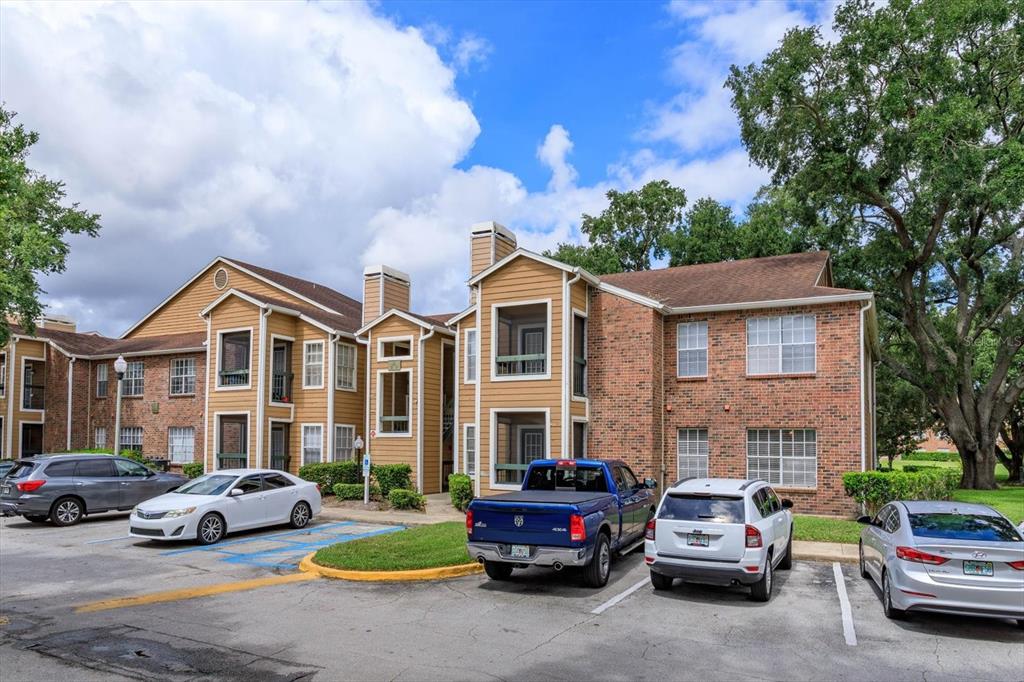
[72,458,120,512]
[221,474,266,531]
[620,466,649,539]
[113,458,156,509]
[864,505,892,577]
[765,487,789,556]
[260,473,298,523]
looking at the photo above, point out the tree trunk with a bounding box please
[959,444,999,490]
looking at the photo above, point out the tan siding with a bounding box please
[421,336,443,494]
[362,276,382,326]
[366,317,419,485]
[6,339,47,457]
[470,236,493,278]
[381,280,410,314]
[494,235,516,262]
[206,297,260,469]
[290,321,331,474]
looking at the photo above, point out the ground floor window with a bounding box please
[302,424,323,465]
[120,426,143,454]
[572,421,587,459]
[217,415,248,469]
[747,428,817,488]
[94,426,106,449]
[463,424,476,476]
[168,427,195,463]
[334,424,355,462]
[493,412,546,485]
[677,428,708,478]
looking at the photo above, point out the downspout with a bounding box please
[563,270,582,457]
[417,326,436,493]
[363,332,371,459]
[327,331,338,463]
[659,313,666,489]
[7,338,19,458]
[475,283,482,497]
[453,326,460,475]
[66,356,76,450]
[255,308,271,468]
[859,300,873,473]
[203,314,212,472]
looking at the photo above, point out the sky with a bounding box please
[0,0,838,336]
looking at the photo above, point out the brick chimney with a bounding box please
[363,265,411,326]
[470,221,517,278]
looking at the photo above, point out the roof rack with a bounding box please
[739,479,765,490]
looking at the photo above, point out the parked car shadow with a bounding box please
[476,552,648,599]
[647,570,794,608]
[1,511,132,528]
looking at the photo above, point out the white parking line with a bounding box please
[833,562,857,646]
[85,535,133,544]
[591,577,650,615]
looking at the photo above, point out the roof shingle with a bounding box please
[224,258,363,322]
[13,325,205,357]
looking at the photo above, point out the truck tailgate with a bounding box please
[471,491,609,545]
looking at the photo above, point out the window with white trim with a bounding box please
[334,425,355,461]
[379,371,411,434]
[572,315,587,397]
[120,426,143,453]
[463,424,476,476]
[0,352,6,398]
[94,426,106,449]
[380,338,412,360]
[304,342,324,388]
[464,329,478,383]
[168,427,195,463]
[676,322,708,377]
[302,424,323,465]
[123,361,144,396]
[335,343,356,390]
[746,315,816,374]
[677,428,708,478]
[170,358,195,395]
[572,421,587,458]
[218,331,250,387]
[747,429,817,488]
[95,363,108,398]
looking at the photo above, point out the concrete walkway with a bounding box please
[319,492,464,527]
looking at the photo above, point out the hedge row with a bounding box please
[388,488,426,510]
[298,461,411,498]
[843,468,961,515]
[902,451,960,462]
[448,473,473,511]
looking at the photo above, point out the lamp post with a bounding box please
[113,355,127,456]
[354,435,368,504]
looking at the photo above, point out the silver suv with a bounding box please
[0,454,188,526]
[644,478,794,602]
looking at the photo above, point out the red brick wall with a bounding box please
[42,346,69,453]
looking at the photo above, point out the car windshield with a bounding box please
[908,513,1023,542]
[525,466,608,492]
[174,474,238,496]
[659,494,745,523]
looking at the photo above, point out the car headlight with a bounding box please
[163,507,197,518]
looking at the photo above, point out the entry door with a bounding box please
[519,428,545,465]
[270,424,289,470]
[520,328,545,374]
[21,424,43,457]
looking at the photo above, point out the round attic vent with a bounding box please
[213,267,229,290]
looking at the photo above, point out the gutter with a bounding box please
[6,338,18,457]
[255,309,271,468]
[666,292,873,316]
[66,357,76,450]
[326,331,339,464]
[417,326,436,493]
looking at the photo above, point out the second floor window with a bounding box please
[170,358,195,395]
[677,322,708,377]
[379,371,411,434]
[573,314,587,397]
[22,359,45,409]
[123,361,144,397]
[464,329,478,383]
[336,342,356,390]
[747,314,816,375]
[0,352,5,398]
[96,363,108,397]
[304,341,324,388]
[219,331,250,387]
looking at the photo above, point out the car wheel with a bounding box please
[881,570,906,620]
[1017,619,1024,629]
[650,570,673,591]
[750,556,773,602]
[24,514,49,524]
[196,513,225,545]
[858,542,870,579]
[583,532,611,588]
[50,497,84,527]
[483,561,513,581]
[289,501,312,529]
[779,529,793,570]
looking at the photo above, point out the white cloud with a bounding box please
[452,35,493,73]
[537,124,578,192]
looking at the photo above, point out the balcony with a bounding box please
[22,359,45,410]
[219,369,250,387]
[271,371,293,402]
[494,302,548,379]
[22,384,45,411]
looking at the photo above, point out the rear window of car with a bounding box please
[659,494,746,523]
[6,462,35,480]
[45,461,78,477]
[525,466,608,492]
[908,513,1023,542]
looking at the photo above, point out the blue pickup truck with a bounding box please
[466,459,657,587]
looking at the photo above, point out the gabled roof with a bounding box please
[356,309,455,337]
[11,325,205,359]
[467,248,601,287]
[201,288,360,336]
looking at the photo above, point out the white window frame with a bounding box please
[571,309,588,400]
[215,327,253,391]
[746,428,817,488]
[169,357,196,396]
[301,423,324,465]
[676,321,708,378]
[490,298,552,382]
[120,426,143,453]
[746,314,816,375]
[121,360,145,397]
[94,426,106,449]
[213,411,250,470]
[333,424,356,462]
[303,340,325,389]
[489,407,550,491]
[95,363,108,398]
[463,329,478,384]
[168,426,196,463]
[677,428,709,478]
[20,356,46,412]
[463,423,476,477]
[377,335,414,362]
[335,341,357,392]
[376,369,413,437]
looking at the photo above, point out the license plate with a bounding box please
[687,533,709,547]
[963,560,994,576]
[0,486,9,495]
[509,544,531,559]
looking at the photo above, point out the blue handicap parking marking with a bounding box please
[159,521,357,556]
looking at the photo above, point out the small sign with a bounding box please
[369,429,376,438]
[387,360,402,372]
[362,454,371,476]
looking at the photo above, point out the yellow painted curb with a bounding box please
[299,552,483,582]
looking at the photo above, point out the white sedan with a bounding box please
[128,469,321,545]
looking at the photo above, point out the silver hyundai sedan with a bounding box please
[859,501,1024,626]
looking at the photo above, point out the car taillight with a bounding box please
[465,510,473,536]
[896,546,949,565]
[1007,560,1024,570]
[745,524,762,548]
[15,480,45,493]
[644,518,656,541]
[569,514,586,542]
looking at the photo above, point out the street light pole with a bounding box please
[113,355,127,456]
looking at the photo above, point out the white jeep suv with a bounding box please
[644,478,794,601]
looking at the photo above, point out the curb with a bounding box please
[793,551,857,564]
[299,553,484,582]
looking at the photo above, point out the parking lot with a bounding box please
[2,513,1022,681]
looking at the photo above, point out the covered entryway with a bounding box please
[21,423,43,457]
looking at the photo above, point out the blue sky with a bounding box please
[0,1,835,334]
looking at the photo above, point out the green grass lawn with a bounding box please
[952,488,1024,524]
[793,515,864,544]
[890,458,1011,481]
[313,521,470,571]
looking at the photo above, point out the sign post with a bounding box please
[358,434,370,505]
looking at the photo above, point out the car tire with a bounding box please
[859,542,870,579]
[289,501,312,529]
[882,570,906,620]
[483,561,513,581]
[50,497,84,527]
[650,570,673,591]
[24,514,49,524]
[779,529,793,570]
[196,512,225,545]
[1017,619,1024,629]
[750,555,773,602]
[583,532,611,588]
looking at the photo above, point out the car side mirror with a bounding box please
[856,515,872,525]
[781,498,794,510]
[230,488,244,497]
[644,478,658,489]
[146,470,155,478]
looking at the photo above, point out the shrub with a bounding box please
[388,488,426,510]
[448,474,473,511]
[182,462,204,479]
[843,468,961,515]
[333,482,381,500]
[299,461,363,491]
[903,451,960,462]
[373,463,412,498]
[901,464,940,473]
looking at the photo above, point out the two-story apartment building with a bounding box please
[2,221,876,515]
